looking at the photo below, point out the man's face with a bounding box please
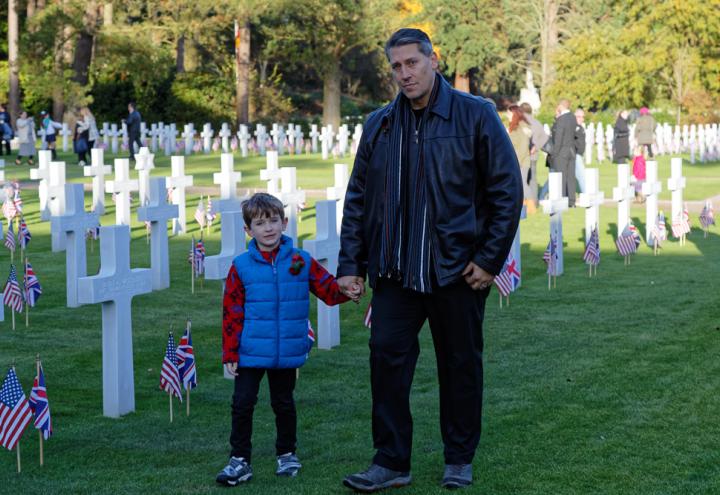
[575,111,584,124]
[245,213,287,252]
[388,43,438,108]
[128,105,133,114]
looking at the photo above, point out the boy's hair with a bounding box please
[242,193,285,227]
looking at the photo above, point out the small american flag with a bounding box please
[582,227,600,266]
[0,368,32,450]
[24,260,42,308]
[176,328,197,391]
[615,224,638,256]
[307,321,315,343]
[206,197,217,225]
[363,304,372,328]
[671,211,690,238]
[4,221,15,252]
[86,225,100,241]
[29,364,52,440]
[494,253,521,297]
[700,202,715,228]
[543,234,558,276]
[2,194,17,222]
[653,212,668,243]
[18,218,31,249]
[159,333,183,401]
[3,265,23,313]
[194,198,206,228]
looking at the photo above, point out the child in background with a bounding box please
[216,193,358,486]
[632,145,646,203]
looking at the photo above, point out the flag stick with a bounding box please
[588,264,591,277]
[169,393,173,423]
[11,308,15,330]
[186,388,190,416]
[594,264,598,276]
[16,441,21,473]
[553,275,556,288]
[36,356,43,466]
[547,274,550,290]
[499,292,502,308]
[190,236,195,295]
[506,295,510,307]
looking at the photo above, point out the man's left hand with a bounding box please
[462,261,494,290]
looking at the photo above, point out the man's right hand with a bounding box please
[224,362,238,376]
[338,275,365,302]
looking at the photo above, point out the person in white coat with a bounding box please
[15,110,36,165]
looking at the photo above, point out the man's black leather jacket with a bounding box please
[338,77,523,287]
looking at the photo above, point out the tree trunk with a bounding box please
[103,2,113,25]
[8,0,20,123]
[540,0,559,101]
[454,72,470,93]
[176,34,186,74]
[322,58,341,129]
[235,18,251,125]
[73,3,99,87]
[26,0,35,18]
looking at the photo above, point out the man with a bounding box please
[635,107,655,158]
[337,28,522,492]
[574,108,587,194]
[0,104,13,156]
[125,102,142,161]
[520,102,548,210]
[548,99,577,206]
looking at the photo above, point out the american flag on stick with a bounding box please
[4,220,15,253]
[160,332,183,425]
[3,264,23,314]
[582,227,600,267]
[194,197,206,229]
[2,191,17,222]
[616,224,639,257]
[0,367,32,451]
[700,201,715,231]
[543,234,558,276]
[363,304,372,328]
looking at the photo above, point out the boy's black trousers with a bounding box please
[230,367,297,462]
[369,277,489,472]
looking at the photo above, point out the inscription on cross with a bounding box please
[137,178,178,290]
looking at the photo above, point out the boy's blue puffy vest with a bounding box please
[232,235,312,369]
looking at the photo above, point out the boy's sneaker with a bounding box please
[276,452,302,477]
[343,464,411,492]
[441,464,472,489]
[216,456,253,486]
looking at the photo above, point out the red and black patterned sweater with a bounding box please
[222,247,350,363]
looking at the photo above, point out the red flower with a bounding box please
[289,253,305,275]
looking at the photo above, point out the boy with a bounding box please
[216,193,357,486]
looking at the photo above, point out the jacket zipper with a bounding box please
[272,255,280,368]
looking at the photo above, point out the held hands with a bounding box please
[224,362,238,377]
[462,261,495,290]
[337,275,365,303]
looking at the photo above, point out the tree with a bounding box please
[8,0,20,121]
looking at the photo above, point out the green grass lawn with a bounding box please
[0,150,718,494]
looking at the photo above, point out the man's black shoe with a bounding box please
[441,463,472,489]
[343,464,411,493]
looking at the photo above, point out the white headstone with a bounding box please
[612,163,634,236]
[149,123,159,152]
[134,147,155,206]
[261,151,281,196]
[183,124,195,155]
[595,124,605,162]
[167,156,194,235]
[310,124,320,153]
[642,160,662,244]
[337,125,350,157]
[29,150,52,220]
[109,124,119,154]
[84,148,112,215]
[50,184,100,308]
[326,163,348,234]
[254,124,267,156]
[77,225,152,418]
[60,122,71,152]
[584,122,593,165]
[303,200,340,349]
[237,125,250,158]
[47,161,68,252]
[204,211,247,280]
[667,157,686,233]
[219,123,232,153]
[213,153,243,212]
[576,168,604,243]
[137,178,179,290]
[280,167,305,247]
[140,122,148,144]
[201,123,213,153]
[121,121,129,150]
[106,159,139,226]
[540,172,568,275]
[164,124,178,156]
[101,122,110,148]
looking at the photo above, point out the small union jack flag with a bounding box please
[176,327,197,391]
[12,186,22,214]
[4,221,15,252]
[24,260,42,308]
[0,368,32,450]
[543,233,558,276]
[29,364,52,440]
[188,238,205,276]
[159,333,183,402]
[582,227,600,266]
[3,264,23,313]
[494,253,521,296]
[18,218,31,249]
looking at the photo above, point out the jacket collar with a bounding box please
[381,74,452,126]
[248,234,294,264]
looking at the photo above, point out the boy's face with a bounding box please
[245,213,287,252]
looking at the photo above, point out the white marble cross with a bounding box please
[254,124,267,156]
[540,172,568,275]
[293,127,304,155]
[134,147,155,206]
[140,122,148,144]
[164,124,178,156]
[149,123,159,153]
[109,124,119,154]
[30,150,52,220]
[303,200,340,349]
[261,151,281,196]
[667,157,686,229]
[612,163,634,236]
[84,148,112,215]
[310,124,320,153]
[137,178,178,290]
[577,168,605,243]
[101,122,110,148]
[642,160,662,244]
[584,122,594,165]
[201,123,213,153]
[337,125,350,157]
[326,163,349,234]
[320,126,334,160]
[106,159,139,226]
[352,124,363,155]
[60,122,71,152]
[167,156,194,234]
[237,125,250,158]
[50,184,99,307]
[121,122,129,151]
[595,124,605,162]
[77,225,152,418]
[280,167,305,247]
[204,211,246,280]
[47,161,68,252]
[287,123,295,149]
[183,124,195,155]
[213,153,243,213]
[219,123,232,153]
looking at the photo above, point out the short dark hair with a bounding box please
[385,28,433,61]
[128,102,136,109]
[242,193,285,228]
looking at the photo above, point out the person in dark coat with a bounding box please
[125,102,142,161]
[613,110,630,164]
[548,99,578,206]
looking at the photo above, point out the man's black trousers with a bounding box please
[369,277,489,472]
[229,367,297,463]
